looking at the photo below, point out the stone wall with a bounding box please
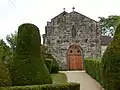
[43,11,101,70]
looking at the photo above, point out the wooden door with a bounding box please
[67,45,83,70]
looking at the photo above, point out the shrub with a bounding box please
[9,23,52,86]
[0,46,11,87]
[0,82,80,90]
[44,58,53,73]
[44,53,59,73]
[102,24,120,90]
[84,58,103,86]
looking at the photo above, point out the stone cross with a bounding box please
[63,8,65,12]
[72,7,75,11]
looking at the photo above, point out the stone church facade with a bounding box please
[43,9,101,70]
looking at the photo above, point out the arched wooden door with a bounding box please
[67,45,83,70]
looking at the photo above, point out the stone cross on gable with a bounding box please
[72,7,75,11]
[63,8,65,12]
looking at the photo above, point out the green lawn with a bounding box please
[51,72,67,84]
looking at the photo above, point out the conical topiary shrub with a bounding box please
[102,23,120,90]
[0,46,11,87]
[9,23,52,86]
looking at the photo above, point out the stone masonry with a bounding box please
[43,10,101,70]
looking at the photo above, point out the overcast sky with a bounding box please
[0,0,120,43]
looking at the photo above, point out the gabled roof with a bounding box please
[69,11,98,23]
[51,11,68,21]
[51,10,98,23]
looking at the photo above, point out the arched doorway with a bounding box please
[67,45,83,70]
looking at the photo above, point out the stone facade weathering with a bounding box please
[43,10,101,70]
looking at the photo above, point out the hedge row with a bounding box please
[0,82,80,90]
[84,58,103,86]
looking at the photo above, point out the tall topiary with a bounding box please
[102,23,120,90]
[0,46,11,87]
[9,23,52,86]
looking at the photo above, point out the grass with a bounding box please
[51,72,67,84]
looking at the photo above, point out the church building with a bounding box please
[43,8,101,70]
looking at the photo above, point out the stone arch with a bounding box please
[67,44,83,70]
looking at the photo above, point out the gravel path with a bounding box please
[60,71,104,90]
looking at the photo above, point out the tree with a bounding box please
[0,39,11,65]
[99,15,120,36]
[102,23,120,90]
[6,31,17,52]
[9,23,52,86]
[0,45,11,87]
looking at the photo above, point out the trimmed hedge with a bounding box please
[102,24,120,90]
[0,82,80,90]
[9,23,52,86]
[44,59,53,73]
[84,58,103,86]
[44,53,59,74]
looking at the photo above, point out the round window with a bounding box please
[77,50,80,53]
[70,50,73,53]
